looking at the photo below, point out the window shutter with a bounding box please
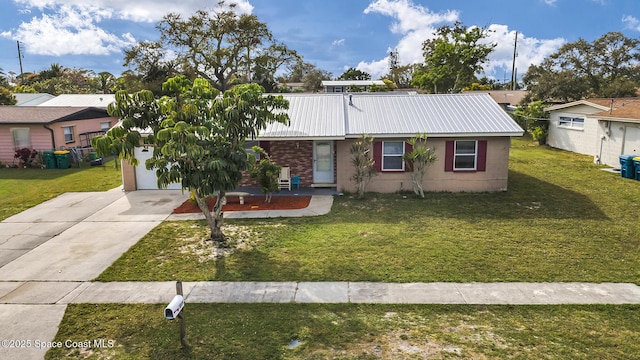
[259,141,270,155]
[445,140,454,172]
[373,141,382,172]
[477,140,487,172]
[404,142,413,172]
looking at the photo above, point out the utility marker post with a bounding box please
[176,281,187,347]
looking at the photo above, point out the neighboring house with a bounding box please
[37,94,116,108]
[279,82,305,92]
[123,93,524,193]
[0,107,117,165]
[14,93,55,106]
[322,80,386,93]
[546,98,640,167]
[463,90,528,111]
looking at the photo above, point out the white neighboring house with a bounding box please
[322,80,386,93]
[546,98,640,167]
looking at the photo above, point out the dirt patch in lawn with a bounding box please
[172,195,311,214]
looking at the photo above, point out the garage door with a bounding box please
[134,147,183,190]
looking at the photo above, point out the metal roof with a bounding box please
[257,94,346,140]
[344,93,524,137]
[256,93,523,139]
[38,94,115,108]
[14,93,55,106]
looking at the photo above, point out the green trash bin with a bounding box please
[43,150,56,169]
[633,157,640,181]
[89,152,98,160]
[54,150,71,169]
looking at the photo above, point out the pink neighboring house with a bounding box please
[0,106,117,166]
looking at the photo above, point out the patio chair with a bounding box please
[279,166,291,191]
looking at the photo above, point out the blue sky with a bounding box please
[1,0,639,83]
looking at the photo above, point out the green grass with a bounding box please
[47,304,640,359]
[97,138,640,283]
[0,160,122,221]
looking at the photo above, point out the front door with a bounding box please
[313,141,334,184]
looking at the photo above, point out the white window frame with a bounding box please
[454,140,477,171]
[63,126,75,143]
[11,128,31,149]
[100,121,111,132]
[382,141,405,171]
[558,116,585,129]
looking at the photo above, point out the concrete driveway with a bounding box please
[0,188,188,360]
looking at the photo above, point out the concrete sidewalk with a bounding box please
[2,281,640,305]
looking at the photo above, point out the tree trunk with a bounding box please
[194,191,226,243]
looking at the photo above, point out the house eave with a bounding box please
[345,132,524,139]
[256,136,345,141]
[546,100,610,112]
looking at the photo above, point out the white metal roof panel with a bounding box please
[257,94,346,139]
[38,94,115,108]
[14,93,55,106]
[344,93,523,137]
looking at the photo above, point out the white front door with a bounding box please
[313,141,334,184]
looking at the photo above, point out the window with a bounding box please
[382,141,405,171]
[559,116,584,129]
[11,128,30,149]
[63,126,75,143]
[445,140,487,172]
[100,121,111,132]
[454,140,477,170]
[245,140,260,161]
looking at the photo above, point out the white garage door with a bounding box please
[134,147,183,190]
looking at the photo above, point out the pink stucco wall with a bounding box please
[0,118,115,166]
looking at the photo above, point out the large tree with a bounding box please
[523,32,640,102]
[0,86,16,105]
[412,22,495,93]
[338,67,371,81]
[124,3,297,92]
[92,76,289,242]
[280,61,332,92]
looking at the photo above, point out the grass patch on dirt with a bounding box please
[47,304,640,359]
[0,160,122,221]
[97,138,640,283]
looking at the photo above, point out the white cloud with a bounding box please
[622,15,640,32]
[332,39,345,46]
[14,0,254,22]
[358,0,566,81]
[359,0,458,78]
[3,4,136,56]
[4,0,254,56]
[483,24,565,80]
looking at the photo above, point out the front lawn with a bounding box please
[47,304,640,359]
[0,160,122,221]
[97,138,640,283]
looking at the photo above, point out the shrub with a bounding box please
[14,148,38,167]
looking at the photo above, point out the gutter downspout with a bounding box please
[43,124,56,150]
